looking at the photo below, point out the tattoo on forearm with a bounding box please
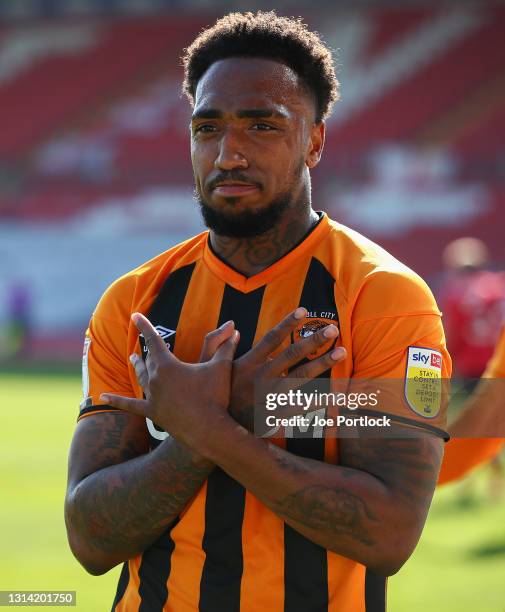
[68,417,213,558]
[276,485,376,546]
[268,446,377,546]
[339,433,442,521]
[266,430,440,551]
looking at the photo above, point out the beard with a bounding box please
[195,159,306,239]
[195,190,292,239]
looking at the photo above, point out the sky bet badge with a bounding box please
[405,346,442,418]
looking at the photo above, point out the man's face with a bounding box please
[190,57,323,237]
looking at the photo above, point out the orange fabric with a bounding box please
[314,223,451,430]
[115,556,141,611]
[78,213,450,610]
[438,326,505,485]
[327,556,366,612]
[165,483,208,612]
[438,438,504,485]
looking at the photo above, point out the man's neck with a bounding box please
[209,208,320,277]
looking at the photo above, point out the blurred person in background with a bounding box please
[4,280,32,359]
[439,238,505,499]
[440,237,505,385]
[439,323,505,488]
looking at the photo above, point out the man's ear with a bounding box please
[306,122,325,169]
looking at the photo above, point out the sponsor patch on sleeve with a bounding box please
[405,346,442,419]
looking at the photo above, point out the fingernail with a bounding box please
[100,394,110,402]
[324,325,338,339]
[220,320,234,330]
[129,353,138,365]
[331,347,346,360]
[131,313,141,325]
[233,330,240,343]
[294,307,307,320]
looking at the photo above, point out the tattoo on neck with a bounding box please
[211,214,317,275]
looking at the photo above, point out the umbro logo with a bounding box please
[141,325,176,353]
[154,325,176,341]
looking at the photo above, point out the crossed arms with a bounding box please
[65,310,443,577]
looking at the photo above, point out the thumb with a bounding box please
[211,329,240,362]
[199,320,235,362]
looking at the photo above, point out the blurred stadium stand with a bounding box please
[0,1,503,359]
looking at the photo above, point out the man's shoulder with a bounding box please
[93,231,207,320]
[324,217,438,316]
[326,217,406,271]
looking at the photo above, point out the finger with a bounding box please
[132,312,170,360]
[100,393,149,418]
[211,329,240,362]
[199,320,235,362]
[130,353,148,390]
[248,307,307,364]
[270,323,340,375]
[272,348,348,413]
[289,346,347,379]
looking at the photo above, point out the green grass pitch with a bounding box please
[0,371,503,611]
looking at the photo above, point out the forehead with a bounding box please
[194,57,312,115]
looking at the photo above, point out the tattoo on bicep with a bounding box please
[79,413,146,470]
[103,420,124,450]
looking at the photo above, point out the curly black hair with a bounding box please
[182,11,339,123]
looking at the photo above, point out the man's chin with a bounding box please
[197,196,290,239]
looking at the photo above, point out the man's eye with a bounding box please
[194,124,216,134]
[251,123,275,131]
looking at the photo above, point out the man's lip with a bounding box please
[213,184,259,196]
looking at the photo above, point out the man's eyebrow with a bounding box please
[191,108,289,121]
[191,108,223,121]
[235,108,289,119]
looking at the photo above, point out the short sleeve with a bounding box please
[78,281,135,421]
[347,269,452,437]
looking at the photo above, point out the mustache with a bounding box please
[207,171,262,191]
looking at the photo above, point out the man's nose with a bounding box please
[215,129,248,170]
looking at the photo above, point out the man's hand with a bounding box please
[103,308,347,449]
[229,307,346,429]
[101,313,240,449]
[128,318,237,396]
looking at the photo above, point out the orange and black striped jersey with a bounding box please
[78,213,451,611]
[439,325,505,485]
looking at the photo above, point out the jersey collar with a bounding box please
[203,212,331,293]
